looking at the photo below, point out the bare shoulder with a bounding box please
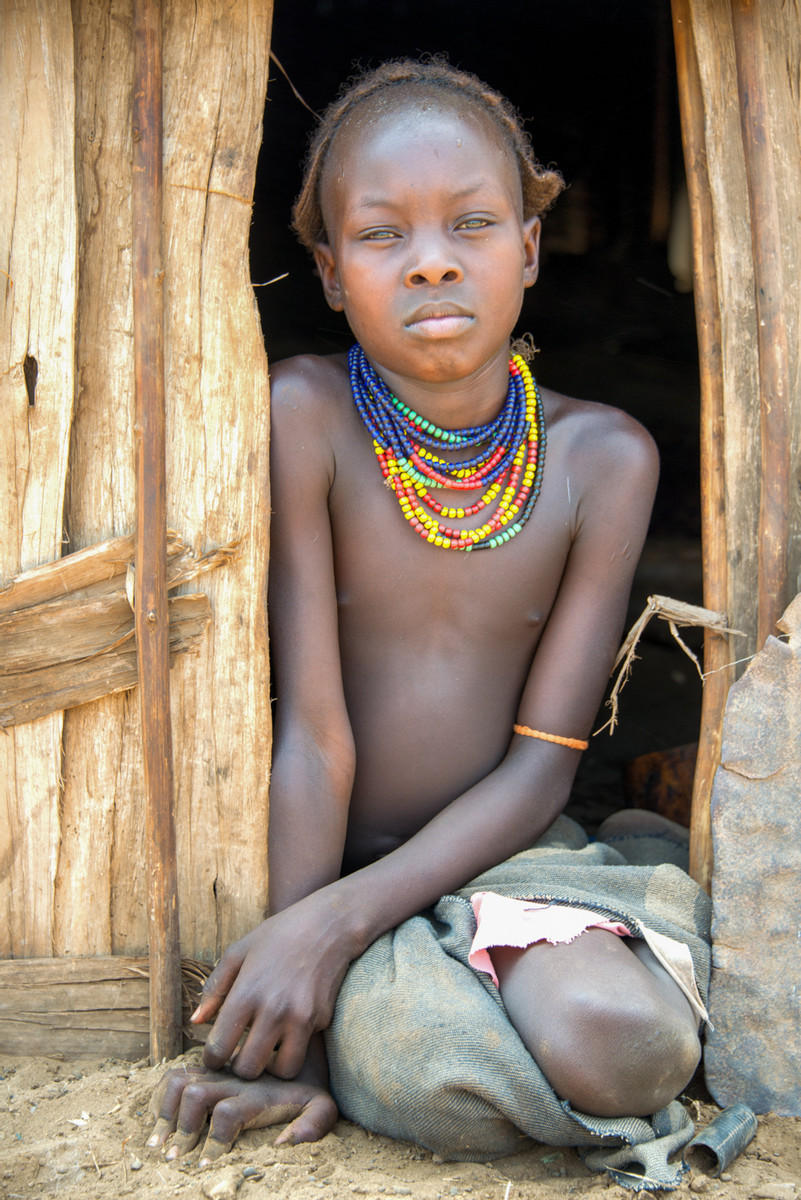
[542,385,659,491]
[270,353,350,422]
[269,354,352,486]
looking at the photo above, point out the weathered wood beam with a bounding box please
[671,0,734,891]
[0,956,210,1059]
[730,0,792,647]
[1,594,210,728]
[0,956,151,1059]
[0,534,237,727]
[132,0,182,1063]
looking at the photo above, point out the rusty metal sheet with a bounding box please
[704,593,801,1115]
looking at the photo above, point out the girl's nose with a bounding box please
[405,237,463,287]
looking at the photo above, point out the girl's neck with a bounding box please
[364,346,513,430]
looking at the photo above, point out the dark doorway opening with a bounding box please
[251,0,704,826]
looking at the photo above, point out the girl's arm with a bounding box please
[192,358,359,1073]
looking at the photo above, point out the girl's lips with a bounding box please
[405,307,474,337]
[407,315,474,337]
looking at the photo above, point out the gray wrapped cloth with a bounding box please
[326,816,711,1191]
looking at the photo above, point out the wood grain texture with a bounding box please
[2,2,273,963]
[2,594,211,728]
[0,955,208,1057]
[0,956,150,1058]
[55,0,274,962]
[672,0,801,888]
[160,0,273,958]
[0,0,77,956]
[731,0,794,646]
[132,0,182,1063]
[672,0,737,890]
[56,0,144,959]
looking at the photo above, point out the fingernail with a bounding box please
[199,1157,211,1169]
[165,1146,179,1161]
[146,1134,159,1148]
[190,1006,201,1022]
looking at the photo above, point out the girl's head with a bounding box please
[292,58,564,253]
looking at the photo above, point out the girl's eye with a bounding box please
[360,228,399,241]
[457,217,492,230]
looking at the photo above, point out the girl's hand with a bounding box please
[148,1061,338,1164]
[192,895,360,1080]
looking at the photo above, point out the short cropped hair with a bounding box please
[291,57,564,252]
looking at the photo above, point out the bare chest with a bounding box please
[327,402,575,652]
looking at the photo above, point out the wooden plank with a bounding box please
[1,594,210,728]
[0,535,135,614]
[57,0,147,963]
[671,0,759,889]
[1,536,237,726]
[731,0,795,645]
[0,531,212,614]
[672,0,733,890]
[161,0,273,957]
[673,0,801,889]
[0,956,208,1058]
[0,0,77,957]
[132,0,182,1063]
[0,956,150,1058]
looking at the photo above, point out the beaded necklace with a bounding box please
[348,343,546,551]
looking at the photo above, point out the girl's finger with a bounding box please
[198,1090,284,1165]
[270,1024,312,1081]
[147,1115,176,1150]
[274,1092,339,1146]
[191,952,244,1023]
[148,1066,207,1139]
[202,1002,252,1071]
[163,1079,237,1160]
[228,1012,283,1080]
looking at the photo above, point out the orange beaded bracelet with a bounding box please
[513,724,589,751]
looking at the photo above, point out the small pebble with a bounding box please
[130,1156,143,1171]
[690,1179,709,1193]
[241,1166,264,1180]
[720,1174,732,1183]
[201,1171,243,1200]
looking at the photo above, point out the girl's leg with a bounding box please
[493,928,701,1117]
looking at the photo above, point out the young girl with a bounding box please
[150,59,710,1188]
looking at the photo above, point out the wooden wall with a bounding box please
[1,0,274,963]
[672,0,801,888]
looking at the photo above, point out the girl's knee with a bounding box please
[494,931,702,1117]
[538,988,701,1117]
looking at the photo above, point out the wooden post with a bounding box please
[731,0,792,648]
[671,0,733,891]
[132,0,182,1062]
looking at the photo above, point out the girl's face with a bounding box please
[314,104,540,388]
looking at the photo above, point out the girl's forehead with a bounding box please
[328,98,506,168]
[321,101,520,204]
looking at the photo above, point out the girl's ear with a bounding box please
[522,217,541,288]
[313,241,344,311]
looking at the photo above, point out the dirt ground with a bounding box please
[1,1052,799,1200]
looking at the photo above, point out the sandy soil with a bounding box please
[1,1052,799,1200]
